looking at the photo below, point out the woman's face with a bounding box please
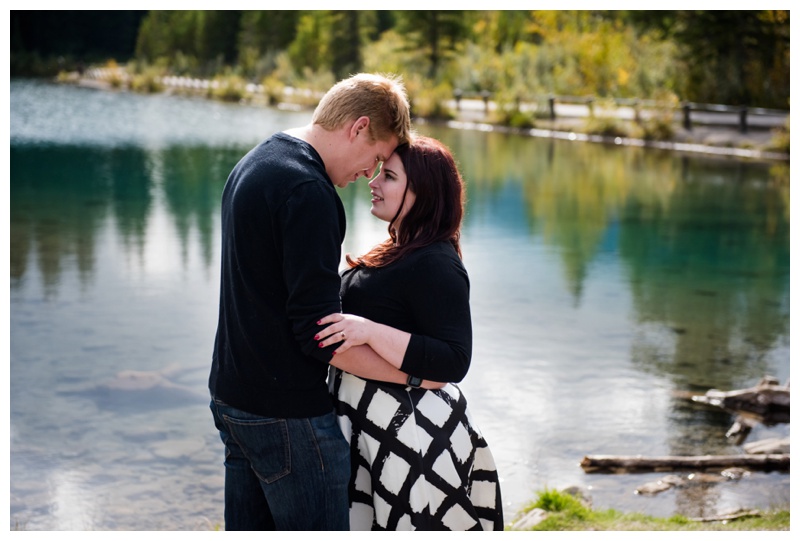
[368,153,415,225]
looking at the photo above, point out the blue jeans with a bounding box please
[210,398,350,530]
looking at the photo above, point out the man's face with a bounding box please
[333,131,398,189]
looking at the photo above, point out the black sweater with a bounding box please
[210,133,345,418]
[341,241,472,383]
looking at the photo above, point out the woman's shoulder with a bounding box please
[406,241,466,275]
[413,240,459,258]
[415,241,462,264]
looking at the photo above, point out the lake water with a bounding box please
[8,79,790,530]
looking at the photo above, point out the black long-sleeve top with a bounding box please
[209,133,344,418]
[340,241,472,383]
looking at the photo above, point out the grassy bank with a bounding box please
[57,62,789,162]
[509,489,790,531]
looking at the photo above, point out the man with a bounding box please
[209,73,414,530]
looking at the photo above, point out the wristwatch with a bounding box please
[407,374,423,388]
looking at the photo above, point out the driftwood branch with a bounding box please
[580,453,789,474]
[743,437,790,455]
[690,376,789,425]
[689,509,762,522]
[673,376,790,444]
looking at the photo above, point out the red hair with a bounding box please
[347,136,465,268]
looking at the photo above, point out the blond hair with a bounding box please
[312,73,411,145]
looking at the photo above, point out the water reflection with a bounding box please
[9,81,789,529]
[426,125,789,388]
[11,145,234,294]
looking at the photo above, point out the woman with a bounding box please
[316,136,503,531]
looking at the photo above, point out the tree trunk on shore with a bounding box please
[580,453,789,474]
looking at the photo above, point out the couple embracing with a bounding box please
[209,73,503,531]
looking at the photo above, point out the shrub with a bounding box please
[261,75,286,106]
[583,115,630,138]
[639,115,676,140]
[766,117,790,154]
[638,91,679,140]
[408,80,456,120]
[210,74,247,102]
[130,67,164,93]
[489,89,537,129]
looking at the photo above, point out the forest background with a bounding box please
[10,10,791,125]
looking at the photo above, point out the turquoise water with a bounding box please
[9,79,790,530]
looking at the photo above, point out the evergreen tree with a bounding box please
[135,11,197,62]
[622,10,789,107]
[288,11,332,73]
[238,10,301,54]
[329,11,362,79]
[394,11,472,78]
[674,10,789,106]
[12,10,145,61]
[195,11,242,66]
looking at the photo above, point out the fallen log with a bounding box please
[690,376,789,424]
[580,453,789,474]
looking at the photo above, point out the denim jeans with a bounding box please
[210,398,350,530]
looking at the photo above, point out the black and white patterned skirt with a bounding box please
[330,368,504,531]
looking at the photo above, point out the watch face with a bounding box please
[407,375,423,388]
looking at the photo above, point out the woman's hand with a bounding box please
[318,312,411,369]
[316,313,374,355]
[320,314,448,388]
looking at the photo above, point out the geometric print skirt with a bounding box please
[330,368,504,531]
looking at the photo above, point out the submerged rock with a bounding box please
[635,475,684,495]
[59,367,207,413]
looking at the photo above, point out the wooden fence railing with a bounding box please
[452,90,788,134]
[80,68,788,134]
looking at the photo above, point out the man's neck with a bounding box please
[283,124,313,144]
[288,123,351,168]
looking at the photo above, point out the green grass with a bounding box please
[510,488,790,531]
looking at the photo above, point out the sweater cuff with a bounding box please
[399,333,425,376]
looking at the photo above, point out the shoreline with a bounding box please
[421,118,790,162]
[63,72,789,163]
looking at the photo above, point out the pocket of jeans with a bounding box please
[223,415,291,484]
[311,410,339,430]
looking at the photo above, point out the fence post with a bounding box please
[481,90,491,114]
[739,106,748,134]
[548,95,556,120]
[453,88,462,111]
[682,102,692,130]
